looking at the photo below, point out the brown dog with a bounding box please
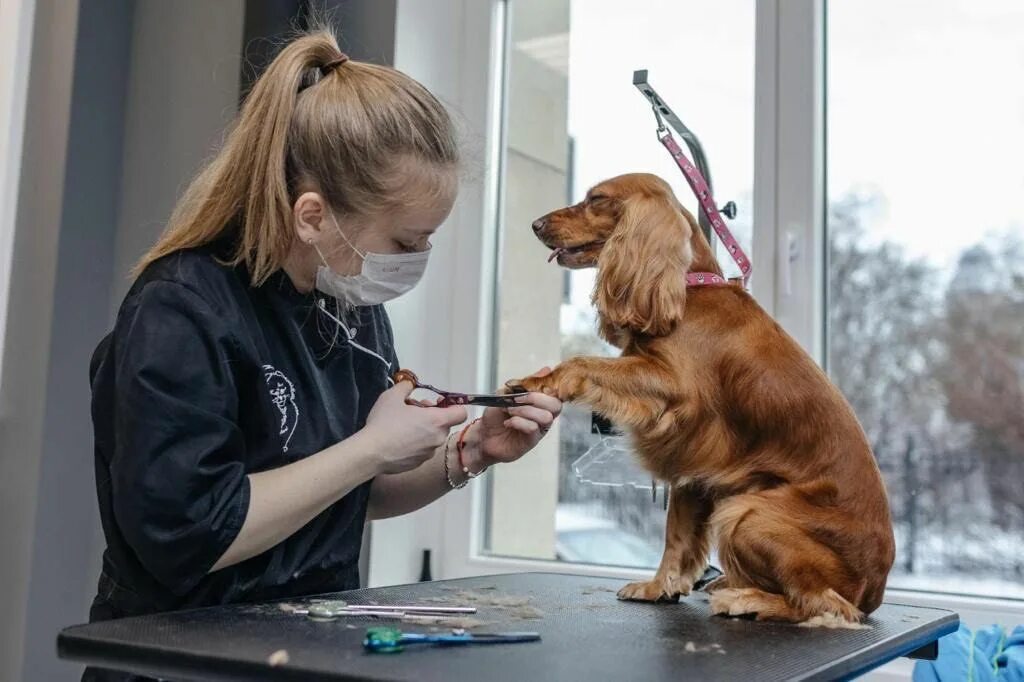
[510,173,895,623]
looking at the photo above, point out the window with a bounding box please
[430,0,1024,619]
[484,0,755,567]
[827,0,1024,599]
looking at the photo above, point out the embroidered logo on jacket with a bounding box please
[262,365,299,452]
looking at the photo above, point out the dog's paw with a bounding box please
[710,588,758,616]
[709,587,795,621]
[617,575,693,603]
[505,376,536,394]
[506,371,558,397]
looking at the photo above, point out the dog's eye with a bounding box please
[588,194,609,204]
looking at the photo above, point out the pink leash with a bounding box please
[657,128,752,288]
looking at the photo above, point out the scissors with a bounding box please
[363,626,541,653]
[393,369,528,408]
[298,600,477,620]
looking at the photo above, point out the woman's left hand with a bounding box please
[465,367,562,470]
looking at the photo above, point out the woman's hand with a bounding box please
[463,367,563,471]
[360,380,467,475]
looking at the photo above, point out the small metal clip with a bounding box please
[651,104,668,137]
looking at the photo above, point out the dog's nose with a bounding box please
[532,217,547,234]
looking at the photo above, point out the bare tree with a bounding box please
[939,237,1024,532]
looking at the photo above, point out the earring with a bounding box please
[307,238,315,245]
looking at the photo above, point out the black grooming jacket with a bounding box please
[87,243,397,624]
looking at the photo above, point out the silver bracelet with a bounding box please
[443,432,468,490]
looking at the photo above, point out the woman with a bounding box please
[85,27,559,676]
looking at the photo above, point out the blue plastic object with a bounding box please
[363,627,541,654]
[914,623,1024,682]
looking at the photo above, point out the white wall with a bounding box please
[370,0,509,586]
[369,0,472,587]
[370,0,573,583]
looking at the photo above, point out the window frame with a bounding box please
[373,0,1024,634]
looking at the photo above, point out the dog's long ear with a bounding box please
[594,192,692,336]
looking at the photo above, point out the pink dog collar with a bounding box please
[659,130,752,289]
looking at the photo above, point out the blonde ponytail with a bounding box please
[135,27,458,284]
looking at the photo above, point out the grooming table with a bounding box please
[58,572,957,681]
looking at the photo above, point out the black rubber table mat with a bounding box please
[58,572,957,682]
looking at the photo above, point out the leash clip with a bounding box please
[651,104,669,138]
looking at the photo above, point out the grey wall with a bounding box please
[2,1,400,678]
[4,1,246,679]
[0,2,81,680]
[21,3,134,680]
[107,0,396,310]
[327,0,397,64]
[241,0,306,98]
[111,0,245,307]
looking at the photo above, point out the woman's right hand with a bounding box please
[359,380,468,475]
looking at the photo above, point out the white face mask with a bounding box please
[314,223,430,306]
